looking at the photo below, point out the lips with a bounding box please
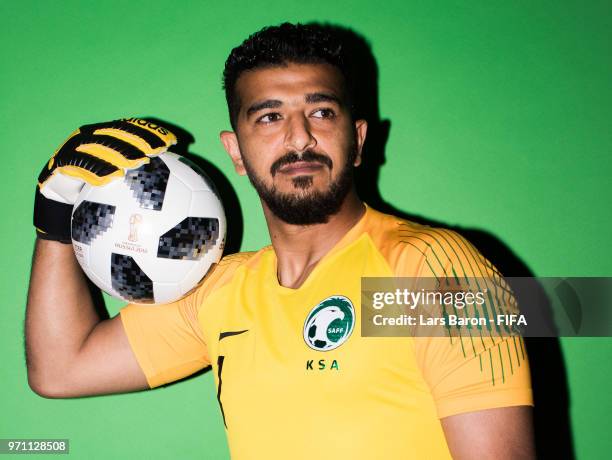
[270,151,333,176]
[278,161,326,175]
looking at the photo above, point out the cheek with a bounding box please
[239,144,275,178]
[318,132,354,165]
[242,128,285,156]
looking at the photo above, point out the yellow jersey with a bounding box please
[120,205,532,459]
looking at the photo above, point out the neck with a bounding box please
[262,190,365,289]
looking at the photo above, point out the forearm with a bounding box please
[25,238,102,394]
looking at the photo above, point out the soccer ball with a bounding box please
[70,152,226,304]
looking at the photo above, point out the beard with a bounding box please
[243,146,357,225]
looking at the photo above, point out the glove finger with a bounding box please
[76,134,151,169]
[81,118,177,156]
[38,144,123,188]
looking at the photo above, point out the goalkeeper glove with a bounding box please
[34,118,177,243]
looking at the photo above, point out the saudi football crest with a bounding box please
[303,296,355,351]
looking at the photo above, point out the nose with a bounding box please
[284,114,317,153]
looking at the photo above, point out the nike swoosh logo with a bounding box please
[219,329,249,341]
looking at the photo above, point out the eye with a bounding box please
[311,108,336,119]
[256,112,282,124]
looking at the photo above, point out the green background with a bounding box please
[2,0,610,458]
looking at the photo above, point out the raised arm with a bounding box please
[26,238,148,397]
[25,118,177,398]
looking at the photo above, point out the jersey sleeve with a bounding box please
[119,279,211,389]
[414,334,532,419]
[402,226,533,419]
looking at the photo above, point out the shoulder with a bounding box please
[206,250,259,284]
[218,251,259,269]
[363,207,499,278]
[189,250,260,303]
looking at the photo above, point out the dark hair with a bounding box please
[222,22,353,129]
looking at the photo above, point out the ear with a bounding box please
[352,119,368,167]
[220,130,246,175]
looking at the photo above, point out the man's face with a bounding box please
[221,63,367,225]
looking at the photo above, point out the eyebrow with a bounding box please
[246,99,282,116]
[245,92,342,117]
[304,92,341,105]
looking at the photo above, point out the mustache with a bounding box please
[270,150,333,177]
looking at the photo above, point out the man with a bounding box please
[27,23,535,459]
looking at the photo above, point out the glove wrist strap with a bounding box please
[33,188,73,244]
